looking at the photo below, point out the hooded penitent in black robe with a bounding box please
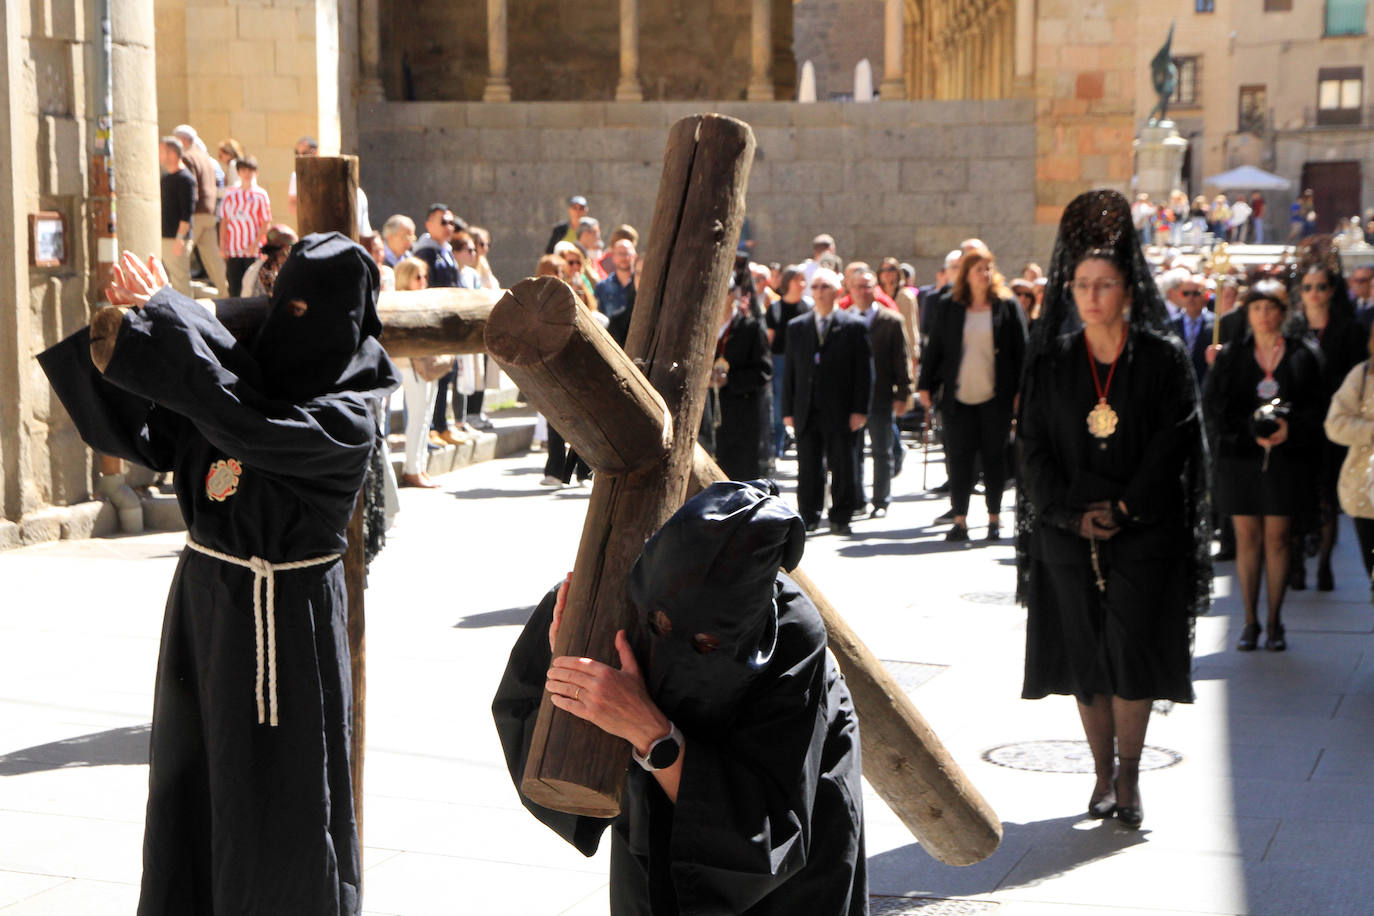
[37,233,400,915]
[492,481,867,916]
[1016,190,1211,706]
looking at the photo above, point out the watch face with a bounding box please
[648,735,680,770]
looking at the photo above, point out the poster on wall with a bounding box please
[30,211,66,267]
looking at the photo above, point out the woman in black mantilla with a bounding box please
[1017,190,1212,830]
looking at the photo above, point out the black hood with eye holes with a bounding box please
[251,231,389,403]
[627,480,806,729]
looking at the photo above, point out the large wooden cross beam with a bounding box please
[483,115,1001,866]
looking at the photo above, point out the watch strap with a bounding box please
[633,721,682,771]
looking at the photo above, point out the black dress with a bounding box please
[492,578,867,916]
[38,287,398,915]
[1203,332,1325,518]
[1019,331,1200,704]
[715,311,773,481]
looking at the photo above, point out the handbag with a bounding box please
[411,355,455,382]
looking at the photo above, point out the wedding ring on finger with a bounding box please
[575,687,582,701]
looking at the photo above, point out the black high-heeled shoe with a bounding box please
[1265,622,1287,652]
[1087,786,1117,819]
[1237,622,1261,652]
[1317,565,1334,591]
[1114,778,1143,829]
[986,521,1001,541]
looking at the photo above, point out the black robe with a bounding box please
[1018,331,1201,704]
[491,575,867,916]
[38,288,398,915]
[715,312,774,481]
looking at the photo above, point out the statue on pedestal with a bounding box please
[1147,23,1178,126]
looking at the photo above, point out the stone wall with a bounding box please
[792,0,884,100]
[1031,0,1137,256]
[0,0,159,539]
[153,0,345,218]
[380,0,795,103]
[357,99,1036,285]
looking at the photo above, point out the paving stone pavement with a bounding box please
[2,436,1372,915]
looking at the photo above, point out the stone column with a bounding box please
[614,0,643,101]
[1014,0,1035,81]
[359,0,385,101]
[746,0,772,101]
[879,0,906,99]
[483,0,513,101]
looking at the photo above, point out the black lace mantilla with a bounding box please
[1014,189,1214,620]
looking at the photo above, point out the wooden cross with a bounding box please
[484,116,1002,866]
[233,133,1001,866]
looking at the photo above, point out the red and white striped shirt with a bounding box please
[220,185,272,258]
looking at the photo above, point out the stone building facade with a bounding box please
[1138,1,1374,235]
[0,0,160,545]
[2,0,1148,538]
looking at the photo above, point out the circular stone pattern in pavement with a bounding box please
[981,740,1182,774]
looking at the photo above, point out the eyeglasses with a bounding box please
[1302,282,1330,292]
[456,244,476,253]
[1069,279,1125,295]
[440,218,457,227]
[1179,289,1203,298]
[565,259,582,267]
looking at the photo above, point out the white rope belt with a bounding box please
[185,538,341,727]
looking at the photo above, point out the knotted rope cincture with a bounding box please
[185,539,341,726]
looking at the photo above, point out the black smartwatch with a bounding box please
[633,722,683,771]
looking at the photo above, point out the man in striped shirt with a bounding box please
[218,156,273,297]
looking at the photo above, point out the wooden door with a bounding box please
[1300,160,1362,235]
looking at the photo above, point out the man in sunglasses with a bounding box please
[1169,272,1214,384]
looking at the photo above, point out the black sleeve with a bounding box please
[545,225,565,255]
[781,322,800,418]
[1119,340,1203,524]
[36,326,183,472]
[101,291,377,496]
[490,587,613,857]
[1202,342,1248,452]
[1017,357,1076,530]
[887,316,913,401]
[916,306,944,393]
[1004,299,1028,396]
[1287,341,1328,450]
[175,171,196,224]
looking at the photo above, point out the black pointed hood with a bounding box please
[251,231,394,402]
[628,480,805,730]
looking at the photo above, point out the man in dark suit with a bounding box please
[849,269,911,518]
[782,268,873,535]
[1169,273,1215,385]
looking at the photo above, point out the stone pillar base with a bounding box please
[746,80,773,101]
[879,77,906,100]
[483,78,513,102]
[614,79,643,102]
[1134,122,1189,205]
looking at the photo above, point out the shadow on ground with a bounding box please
[867,814,1148,899]
[454,606,536,629]
[0,723,150,776]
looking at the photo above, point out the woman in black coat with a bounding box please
[917,246,1027,542]
[1204,280,1326,652]
[713,282,774,481]
[1291,255,1365,590]
[1017,190,1212,831]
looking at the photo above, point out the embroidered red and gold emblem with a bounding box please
[205,458,243,502]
